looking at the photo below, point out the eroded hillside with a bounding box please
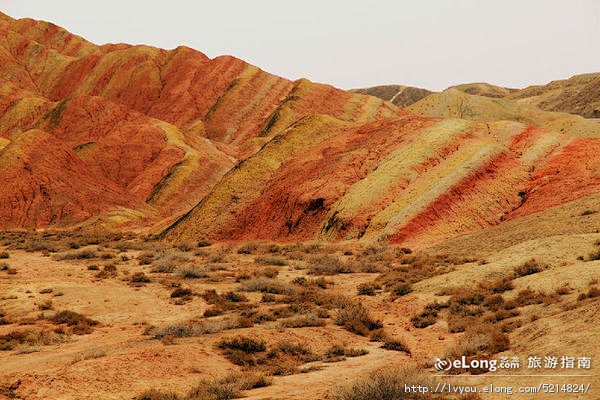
[0,12,396,230]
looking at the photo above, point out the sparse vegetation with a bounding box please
[577,286,600,301]
[49,310,98,335]
[254,256,287,266]
[52,249,99,260]
[278,313,326,328]
[332,366,438,400]
[381,336,411,354]
[335,301,382,336]
[513,259,544,277]
[176,264,209,279]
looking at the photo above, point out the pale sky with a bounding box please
[3,0,599,91]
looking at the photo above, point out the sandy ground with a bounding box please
[0,234,598,400]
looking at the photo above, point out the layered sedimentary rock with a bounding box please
[3,12,600,248]
[0,12,395,229]
[163,114,600,248]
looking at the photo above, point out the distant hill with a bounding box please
[506,73,600,118]
[350,85,433,107]
[406,88,600,138]
[355,76,600,119]
[448,82,518,98]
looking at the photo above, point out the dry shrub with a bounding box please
[335,301,382,336]
[137,251,156,265]
[391,282,412,296]
[147,316,249,339]
[0,328,69,351]
[325,343,369,359]
[224,371,271,390]
[219,336,266,353]
[410,310,438,328]
[578,286,600,301]
[332,365,436,400]
[151,251,191,273]
[130,272,151,284]
[240,278,295,295]
[278,313,326,328]
[381,336,411,354]
[49,310,98,335]
[52,249,98,260]
[307,254,355,275]
[486,277,514,293]
[96,264,117,279]
[357,283,377,296]
[24,239,59,253]
[135,389,180,400]
[170,288,193,298]
[237,242,258,254]
[587,249,600,261]
[219,336,266,366]
[555,285,571,296]
[0,251,8,259]
[507,288,556,308]
[447,323,510,358]
[513,259,544,277]
[176,242,194,252]
[176,264,209,279]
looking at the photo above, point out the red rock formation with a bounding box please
[0,12,394,230]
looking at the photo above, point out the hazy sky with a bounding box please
[4,0,599,91]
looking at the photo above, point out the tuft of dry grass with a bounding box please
[335,301,382,336]
[49,310,99,335]
[278,313,326,328]
[381,336,411,354]
[175,264,209,279]
[331,366,439,400]
[240,278,295,295]
[254,256,287,266]
[513,259,544,277]
[146,317,249,339]
[52,249,98,261]
[0,329,70,351]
